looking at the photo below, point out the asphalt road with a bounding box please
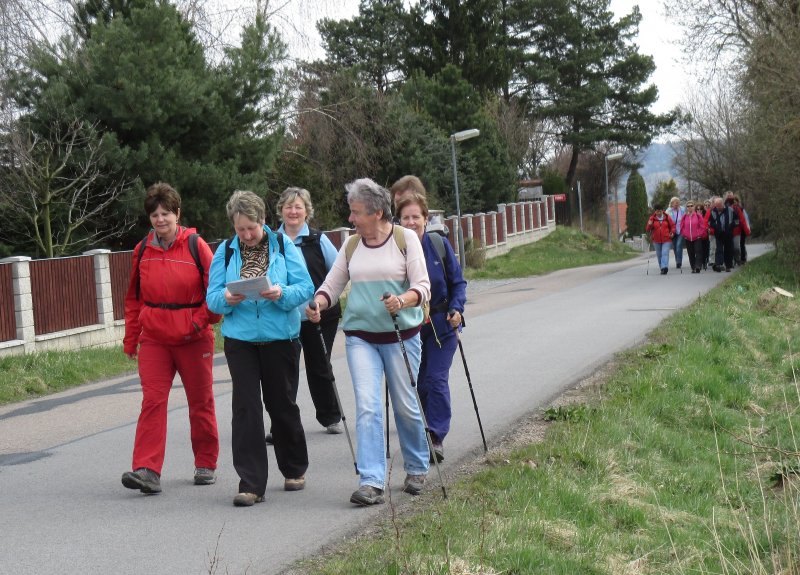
[0,244,769,575]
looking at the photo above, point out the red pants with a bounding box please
[132,331,219,474]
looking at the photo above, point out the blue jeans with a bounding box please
[345,335,430,490]
[654,242,671,270]
[671,235,684,267]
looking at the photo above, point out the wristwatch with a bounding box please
[398,296,405,309]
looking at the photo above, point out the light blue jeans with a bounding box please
[654,242,671,270]
[671,235,684,267]
[345,335,430,490]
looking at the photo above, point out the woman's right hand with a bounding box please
[224,289,246,307]
[305,298,324,323]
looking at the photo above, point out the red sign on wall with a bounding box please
[553,194,567,202]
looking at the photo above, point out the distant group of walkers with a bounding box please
[645,192,751,275]
[121,177,467,508]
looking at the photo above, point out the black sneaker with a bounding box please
[194,467,216,485]
[350,485,384,506]
[121,468,161,494]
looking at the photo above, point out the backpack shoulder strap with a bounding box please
[427,231,446,262]
[392,225,406,256]
[135,234,149,300]
[224,236,235,269]
[345,234,361,265]
[276,232,285,257]
[426,231,448,283]
[187,233,205,287]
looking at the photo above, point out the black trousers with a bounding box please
[225,337,308,496]
[685,238,703,270]
[299,317,341,427]
[714,232,735,269]
[702,238,711,266]
[739,234,747,262]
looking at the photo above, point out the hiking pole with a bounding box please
[309,302,358,475]
[382,292,447,499]
[449,311,488,454]
[385,378,390,459]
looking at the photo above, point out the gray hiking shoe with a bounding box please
[284,476,306,491]
[326,422,343,434]
[350,485,384,506]
[121,468,161,494]
[193,467,216,485]
[233,492,264,507]
[403,474,426,496]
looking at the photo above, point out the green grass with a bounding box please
[297,251,800,575]
[465,227,638,280]
[0,323,226,405]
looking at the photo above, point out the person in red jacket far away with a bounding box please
[121,182,222,496]
[645,203,676,275]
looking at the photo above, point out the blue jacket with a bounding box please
[422,233,467,341]
[206,226,314,342]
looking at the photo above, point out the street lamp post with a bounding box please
[604,152,624,243]
[450,128,480,268]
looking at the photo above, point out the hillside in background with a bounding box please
[632,141,683,198]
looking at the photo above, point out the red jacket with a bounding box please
[731,204,751,237]
[680,212,708,241]
[124,226,220,354]
[646,213,675,243]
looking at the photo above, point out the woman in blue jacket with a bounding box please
[207,190,314,507]
[396,190,467,462]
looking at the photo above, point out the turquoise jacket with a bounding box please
[206,226,314,342]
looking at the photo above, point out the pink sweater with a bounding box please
[680,212,708,241]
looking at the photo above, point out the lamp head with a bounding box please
[605,152,624,161]
[451,129,480,142]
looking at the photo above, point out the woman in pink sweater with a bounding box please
[680,201,708,273]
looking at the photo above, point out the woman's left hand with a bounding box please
[261,285,282,301]
[447,311,462,329]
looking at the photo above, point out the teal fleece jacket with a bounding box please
[206,226,314,342]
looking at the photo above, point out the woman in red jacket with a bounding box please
[645,204,676,275]
[680,201,708,273]
[121,182,221,495]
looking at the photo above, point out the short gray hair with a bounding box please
[226,190,265,224]
[345,178,391,222]
[276,187,314,221]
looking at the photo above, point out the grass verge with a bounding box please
[0,323,225,405]
[465,227,637,280]
[297,250,800,575]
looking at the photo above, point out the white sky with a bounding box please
[608,0,689,114]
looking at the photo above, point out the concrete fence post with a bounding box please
[83,249,113,327]
[1,256,35,352]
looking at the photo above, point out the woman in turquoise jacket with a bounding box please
[207,190,314,507]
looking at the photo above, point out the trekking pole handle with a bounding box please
[448,309,465,328]
[382,292,399,319]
